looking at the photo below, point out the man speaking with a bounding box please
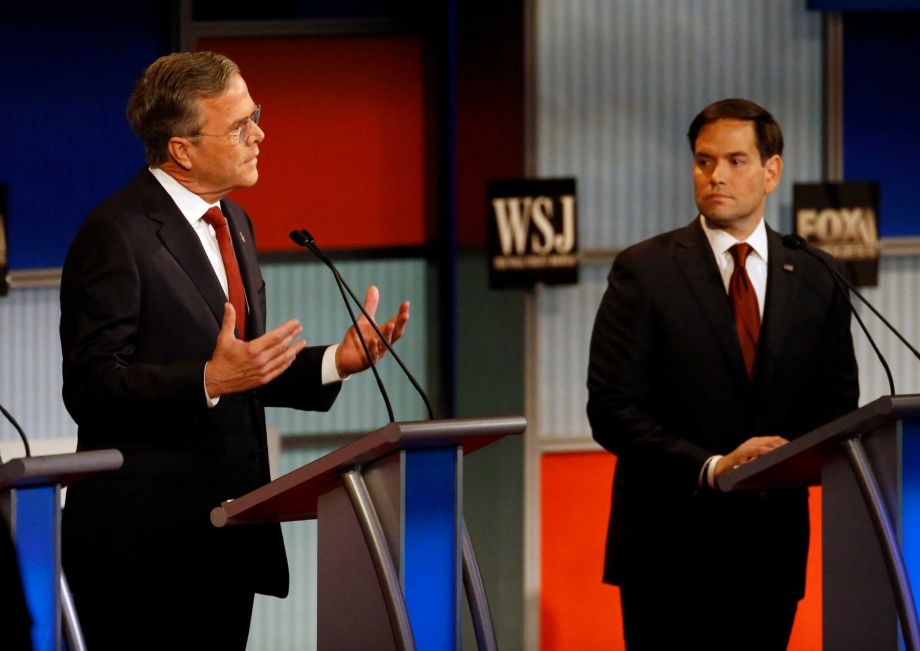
[587,99,858,650]
[60,52,409,650]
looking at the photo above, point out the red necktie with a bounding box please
[729,243,760,379]
[202,207,247,340]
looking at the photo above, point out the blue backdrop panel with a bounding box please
[903,418,920,621]
[404,448,458,650]
[0,4,169,270]
[843,11,920,238]
[15,486,58,651]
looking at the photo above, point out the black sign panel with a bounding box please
[487,178,578,289]
[0,184,7,297]
[794,181,880,287]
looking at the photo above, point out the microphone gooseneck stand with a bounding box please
[782,233,920,651]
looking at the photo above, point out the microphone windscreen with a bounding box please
[289,230,309,246]
[289,230,311,247]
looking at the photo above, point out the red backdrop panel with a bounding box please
[541,452,622,650]
[197,36,426,251]
[540,451,822,650]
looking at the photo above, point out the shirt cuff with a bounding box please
[699,454,724,489]
[203,362,220,408]
[322,344,349,385]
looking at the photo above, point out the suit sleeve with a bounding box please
[587,253,711,490]
[60,219,205,426]
[258,345,341,411]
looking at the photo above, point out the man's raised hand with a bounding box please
[335,285,410,378]
[205,303,307,398]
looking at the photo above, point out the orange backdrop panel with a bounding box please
[540,451,823,650]
[541,452,622,650]
[197,36,426,251]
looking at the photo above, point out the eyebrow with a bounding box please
[695,150,750,159]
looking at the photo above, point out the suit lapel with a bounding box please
[752,226,801,396]
[133,170,227,328]
[672,219,748,385]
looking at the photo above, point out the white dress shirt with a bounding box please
[699,215,768,317]
[697,214,769,487]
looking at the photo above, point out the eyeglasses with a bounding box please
[189,105,261,145]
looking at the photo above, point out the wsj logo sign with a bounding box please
[488,178,578,288]
[493,196,576,257]
[794,181,880,287]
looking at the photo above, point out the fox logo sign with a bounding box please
[487,178,578,288]
[794,181,880,287]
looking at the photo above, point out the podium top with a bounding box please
[211,416,526,527]
[0,449,123,491]
[719,394,920,492]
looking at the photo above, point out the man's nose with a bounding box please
[250,120,265,144]
[709,159,727,184]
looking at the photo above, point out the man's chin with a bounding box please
[700,212,738,229]
[238,170,259,188]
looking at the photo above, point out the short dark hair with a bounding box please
[127,52,240,166]
[687,98,784,162]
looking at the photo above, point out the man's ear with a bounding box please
[167,137,194,171]
[764,154,783,195]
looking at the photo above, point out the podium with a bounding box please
[720,395,920,650]
[0,449,123,651]
[211,416,526,651]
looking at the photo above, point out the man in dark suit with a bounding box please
[587,99,858,650]
[59,51,409,650]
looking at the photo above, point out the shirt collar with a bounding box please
[699,214,769,263]
[149,167,220,228]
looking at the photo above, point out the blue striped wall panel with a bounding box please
[0,287,74,446]
[534,0,824,249]
[247,443,340,651]
[0,258,430,444]
[262,258,431,435]
[535,256,920,441]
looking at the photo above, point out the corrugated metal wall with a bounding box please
[535,256,920,442]
[0,260,429,651]
[532,0,845,444]
[0,259,429,447]
[247,444,340,651]
[0,287,73,445]
[535,0,824,245]
[262,259,431,434]
[529,0,920,616]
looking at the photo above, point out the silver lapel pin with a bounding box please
[783,263,795,272]
[240,232,246,244]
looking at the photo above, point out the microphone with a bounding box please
[782,234,920,395]
[0,401,32,464]
[289,230,394,422]
[290,229,434,420]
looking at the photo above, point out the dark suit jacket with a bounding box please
[60,169,340,600]
[587,218,858,600]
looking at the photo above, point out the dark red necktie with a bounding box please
[202,207,247,340]
[729,243,760,379]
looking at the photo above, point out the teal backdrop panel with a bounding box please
[263,258,431,435]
